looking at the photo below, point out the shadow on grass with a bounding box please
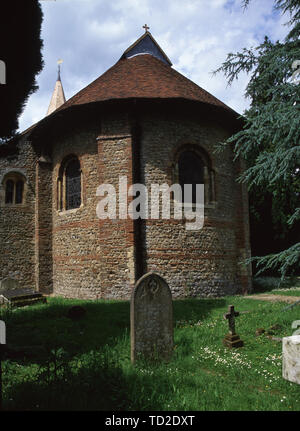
[3,350,177,410]
[2,299,131,360]
[173,297,226,323]
[1,296,226,410]
[2,296,226,359]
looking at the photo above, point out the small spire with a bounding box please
[46,59,66,116]
[143,24,150,33]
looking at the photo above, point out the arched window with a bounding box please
[5,179,14,204]
[2,173,26,205]
[66,158,81,210]
[58,155,82,211]
[178,151,204,204]
[174,146,216,205]
[15,180,24,204]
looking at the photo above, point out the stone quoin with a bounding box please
[0,29,252,299]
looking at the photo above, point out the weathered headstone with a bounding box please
[0,277,46,308]
[130,272,173,363]
[223,305,244,348]
[0,321,5,346]
[0,277,20,294]
[282,335,300,385]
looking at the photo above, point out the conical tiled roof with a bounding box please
[20,31,240,143]
[58,54,233,113]
[56,32,236,115]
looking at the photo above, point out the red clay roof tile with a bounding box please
[57,54,235,114]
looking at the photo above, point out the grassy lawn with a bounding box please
[1,293,300,411]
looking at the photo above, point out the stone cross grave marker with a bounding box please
[223,305,244,348]
[130,272,173,363]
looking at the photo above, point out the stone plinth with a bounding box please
[282,335,300,385]
[223,333,244,348]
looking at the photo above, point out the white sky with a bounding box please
[18,0,289,132]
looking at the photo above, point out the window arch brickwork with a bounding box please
[1,172,26,206]
[57,155,82,211]
[172,144,216,205]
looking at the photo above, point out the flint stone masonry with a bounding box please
[51,113,135,299]
[0,105,252,299]
[282,335,300,385]
[0,139,36,292]
[139,111,251,297]
[131,272,173,362]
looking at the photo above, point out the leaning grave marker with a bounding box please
[130,272,173,363]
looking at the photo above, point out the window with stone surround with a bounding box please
[58,155,82,211]
[2,173,26,205]
[173,145,216,205]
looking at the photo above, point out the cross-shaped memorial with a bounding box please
[223,305,244,348]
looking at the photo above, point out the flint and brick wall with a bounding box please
[0,139,37,290]
[51,112,136,299]
[35,158,53,294]
[0,104,252,299]
[138,111,252,297]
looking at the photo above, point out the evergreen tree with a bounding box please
[214,0,300,278]
[0,1,44,142]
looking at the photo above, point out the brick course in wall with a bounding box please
[137,107,251,297]
[0,103,252,299]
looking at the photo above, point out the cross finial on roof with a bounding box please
[143,24,150,33]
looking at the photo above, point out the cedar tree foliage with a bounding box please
[214,0,300,277]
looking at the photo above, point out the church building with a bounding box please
[0,29,252,299]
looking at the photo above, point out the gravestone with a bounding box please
[130,272,173,363]
[0,277,20,294]
[0,277,46,308]
[223,305,244,348]
[0,321,5,345]
[282,335,300,385]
